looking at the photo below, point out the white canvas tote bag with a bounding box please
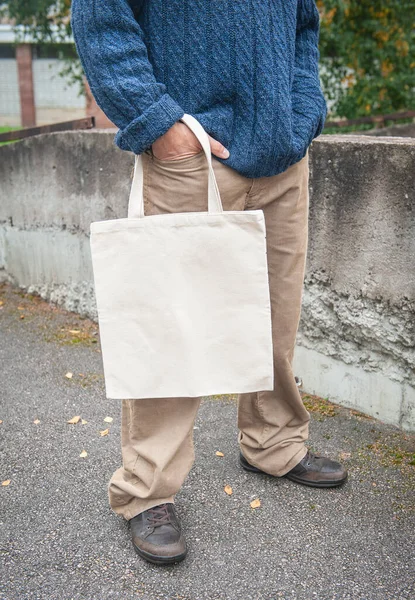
[90,114,274,399]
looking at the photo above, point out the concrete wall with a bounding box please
[295,135,415,431]
[0,57,86,126]
[33,59,86,125]
[0,131,414,430]
[0,59,20,124]
[0,131,130,314]
[33,60,85,110]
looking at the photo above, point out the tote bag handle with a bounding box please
[128,114,224,219]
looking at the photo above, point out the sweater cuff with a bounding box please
[114,94,185,155]
[292,81,327,155]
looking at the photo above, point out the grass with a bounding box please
[44,326,98,347]
[0,126,21,146]
[366,441,415,469]
[323,117,415,136]
[0,283,99,348]
[323,123,375,135]
[301,392,338,418]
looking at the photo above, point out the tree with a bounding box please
[318,0,415,118]
[1,1,71,42]
[1,1,82,90]
[3,1,414,120]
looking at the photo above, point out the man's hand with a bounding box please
[152,122,230,161]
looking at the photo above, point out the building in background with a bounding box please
[0,24,112,128]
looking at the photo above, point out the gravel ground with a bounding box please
[0,283,414,600]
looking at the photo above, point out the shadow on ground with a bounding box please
[0,284,414,600]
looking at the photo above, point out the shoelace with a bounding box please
[304,451,323,467]
[147,504,173,527]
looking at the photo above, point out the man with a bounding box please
[71,0,347,566]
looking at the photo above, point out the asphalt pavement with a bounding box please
[0,283,414,600]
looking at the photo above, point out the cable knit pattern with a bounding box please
[71,0,326,178]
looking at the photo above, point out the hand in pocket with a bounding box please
[152,122,230,161]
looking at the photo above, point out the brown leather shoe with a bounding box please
[129,503,187,565]
[240,450,348,488]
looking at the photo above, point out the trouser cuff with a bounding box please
[111,496,176,521]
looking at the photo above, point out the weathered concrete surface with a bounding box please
[293,347,415,431]
[0,285,414,600]
[296,135,415,429]
[0,132,414,429]
[0,130,133,318]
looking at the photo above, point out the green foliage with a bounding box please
[1,1,84,93]
[1,1,72,42]
[3,1,415,119]
[317,0,415,118]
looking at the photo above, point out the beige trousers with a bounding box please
[109,151,311,520]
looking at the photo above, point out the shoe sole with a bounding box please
[241,459,348,488]
[285,473,348,488]
[133,543,187,566]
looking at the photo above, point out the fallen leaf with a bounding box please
[103,416,113,423]
[79,450,88,458]
[20,314,25,320]
[65,372,73,379]
[224,485,233,496]
[2,480,11,486]
[215,451,224,457]
[67,415,81,424]
[81,419,88,425]
[0,300,4,306]
[33,419,40,425]
[100,428,109,437]
[17,306,24,311]
[69,329,80,334]
[250,498,261,509]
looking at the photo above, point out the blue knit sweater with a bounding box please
[71,0,326,178]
